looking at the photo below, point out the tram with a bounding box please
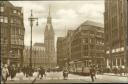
[69,60,91,76]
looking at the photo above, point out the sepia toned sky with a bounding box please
[10,0,104,46]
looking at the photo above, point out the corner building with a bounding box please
[71,20,104,68]
[0,1,25,66]
[105,0,128,68]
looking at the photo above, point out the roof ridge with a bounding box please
[81,20,104,28]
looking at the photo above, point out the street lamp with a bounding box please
[28,10,38,68]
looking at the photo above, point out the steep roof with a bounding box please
[1,1,22,11]
[81,20,104,28]
[0,1,14,7]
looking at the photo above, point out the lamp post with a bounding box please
[28,10,38,68]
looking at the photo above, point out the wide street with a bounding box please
[5,72,128,83]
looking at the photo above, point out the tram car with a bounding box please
[69,61,90,76]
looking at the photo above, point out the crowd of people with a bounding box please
[1,64,46,83]
[89,65,128,82]
[1,63,69,83]
[97,66,128,76]
[1,63,128,83]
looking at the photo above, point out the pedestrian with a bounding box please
[118,66,122,76]
[90,66,95,82]
[2,64,9,83]
[115,67,118,74]
[39,67,45,79]
[10,65,16,80]
[124,68,127,76]
[33,68,39,78]
[63,67,69,80]
[28,66,33,77]
[126,68,128,77]
[37,67,41,78]
[94,67,97,79]
[22,66,26,76]
[122,66,126,76]
[26,66,29,77]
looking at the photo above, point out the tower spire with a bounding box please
[47,5,51,24]
[48,5,51,17]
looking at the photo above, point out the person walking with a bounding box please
[90,66,96,82]
[94,67,97,79]
[2,64,9,83]
[26,66,29,77]
[32,68,39,84]
[40,67,45,79]
[22,66,26,76]
[10,65,16,80]
[63,67,69,80]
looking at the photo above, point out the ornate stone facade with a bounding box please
[0,1,25,66]
[23,43,46,68]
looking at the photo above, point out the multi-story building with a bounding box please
[0,1,25,66]
[57,37,66,68]
[71,20,104,68]
[57,21,104,68]
[57,30,74,68]
[23,43,46,68]
[66,30,74,61]
[104,0,128,68]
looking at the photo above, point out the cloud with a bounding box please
[10,1,104,46]
[57,9,78,19]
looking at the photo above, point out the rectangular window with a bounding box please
[122,58,124,65]
[11,18,14,23]
[13,10,17,13]
[117,59,120,66]
[4,17,8,23]
[106,50,110,54]
[113,59,116,66]
[120,47,124,51]
[0,7,4,12]
[18,12,20,15]
[112,49,116,53]
[84,45,88,50]
[19,29,20,35]
[0,16,4,22]
[11,28,14,35]
[14,18,17,23]
[90,45,94,49]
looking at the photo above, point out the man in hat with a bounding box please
[2,64,9,83]
[90,65,96,82]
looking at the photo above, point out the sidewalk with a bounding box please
[103,73,128,77]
